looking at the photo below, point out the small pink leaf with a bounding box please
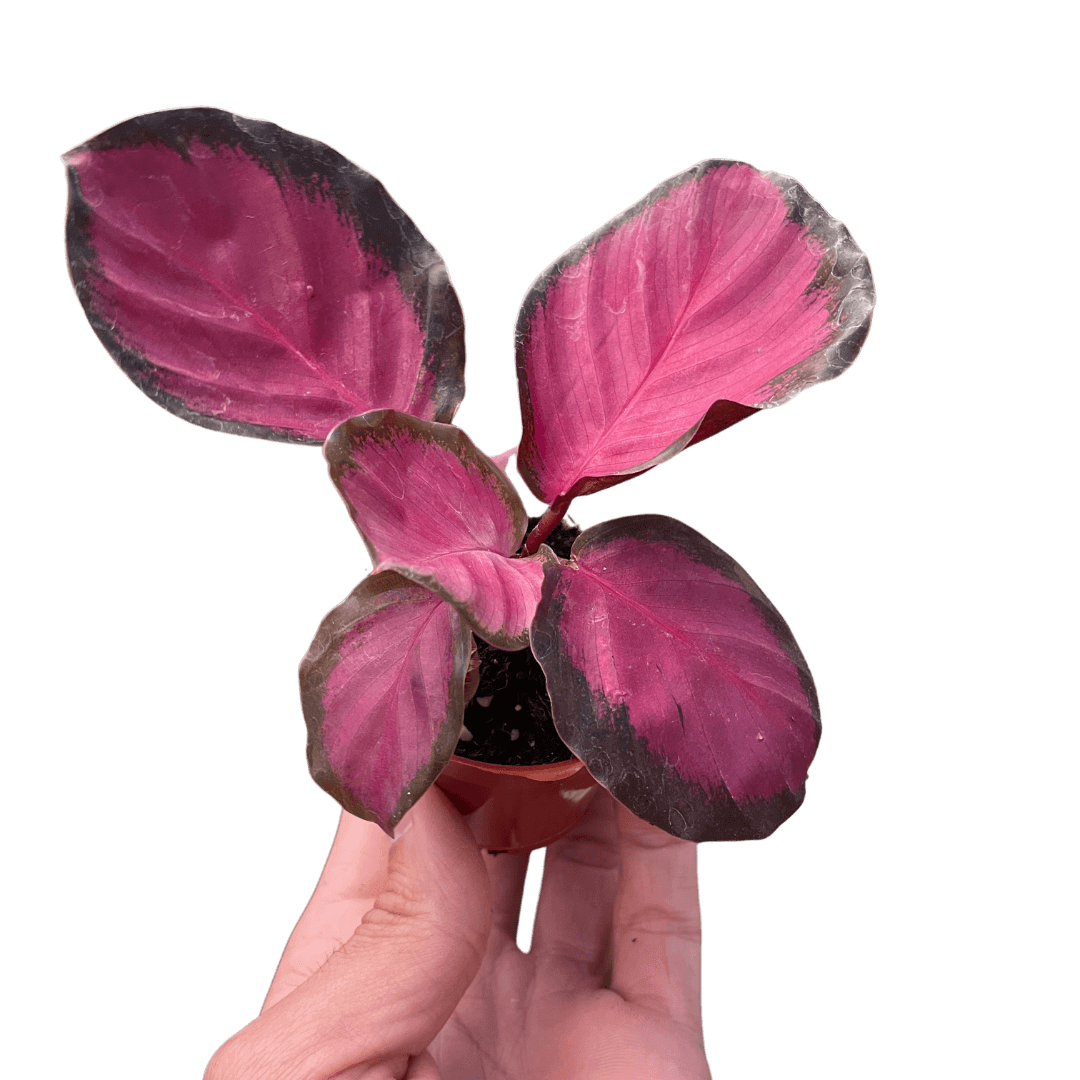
[65,108,464,443]
[326,411,549,648]
[531,515,820,841]
[517,162,874,502]
[490,445,517,472]
[300,571,472,833]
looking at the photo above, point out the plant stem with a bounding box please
[522,492,573,556]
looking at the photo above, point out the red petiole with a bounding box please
[521,492,574,556]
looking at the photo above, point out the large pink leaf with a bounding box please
[516,162,875,502]
[300,571,472,833]
[65,108,464,443]
[530,515,820,841]
[326,410,554,649]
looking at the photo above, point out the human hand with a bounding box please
[204,785,710,1079]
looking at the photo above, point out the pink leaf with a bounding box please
[326,411,552,648]
[531,515,820,841]
[65,108,464,443]
[490,445,517,472]
[300,571,472,833]
[516,162,874,502]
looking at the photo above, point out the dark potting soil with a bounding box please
[453,518,580,767]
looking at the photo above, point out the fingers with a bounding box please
[327,1051,440,1080]
[485,850,530,941]
[531,788,619,979]
[527,791,703,1032]
[205,786,490,1080]
[263,811,391,1012]
[610,801,703,1033]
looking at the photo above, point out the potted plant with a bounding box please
[65,108,874,852]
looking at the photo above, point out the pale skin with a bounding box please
[204,786,711,1080]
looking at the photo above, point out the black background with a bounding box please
[54,101,889,1071]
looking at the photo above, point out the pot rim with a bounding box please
[447,752,585,781]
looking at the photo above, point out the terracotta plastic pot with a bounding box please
[435,754,599,854]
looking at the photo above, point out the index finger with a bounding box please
[610,802,703,1033]
[263,811,390,1012]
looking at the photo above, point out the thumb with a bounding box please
[205,786,491,1080]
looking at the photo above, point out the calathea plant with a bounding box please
[65,109,874,844]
